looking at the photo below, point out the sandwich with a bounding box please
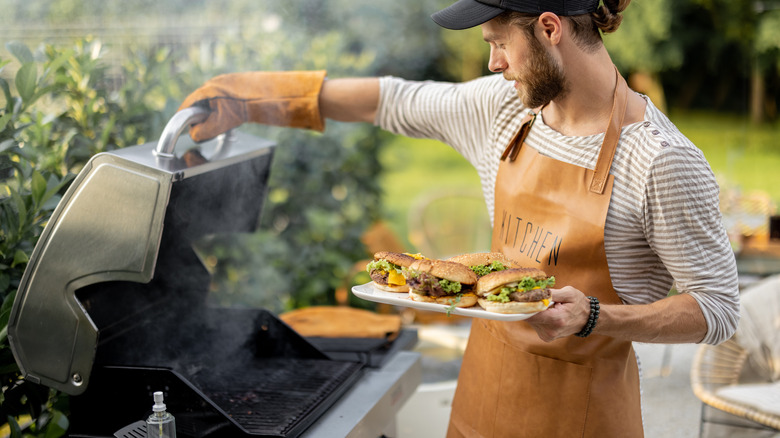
[447,252,518,277]
[366,251,425,292]
[476,267,555,314]
[405,258,478,307]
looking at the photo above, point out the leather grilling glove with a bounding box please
[178,70,327,142]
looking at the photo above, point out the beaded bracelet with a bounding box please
[575,296,600,338]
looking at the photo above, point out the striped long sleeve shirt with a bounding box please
[375,74,739,345]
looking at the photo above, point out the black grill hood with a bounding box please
[7,107,279,395]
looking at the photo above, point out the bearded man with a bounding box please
[180,1,740,435]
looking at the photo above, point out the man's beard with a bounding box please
[509,34,567,108]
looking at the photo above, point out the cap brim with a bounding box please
[431,0,505,30]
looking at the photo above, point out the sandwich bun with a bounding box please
[447,251,517,268]
[406,259,478,308]
[411,292,479,307]
[447,252,519,277]
[476,267,553,314]
[477,297,550,314]
[375,251,421,267]
[366,251,425,293]
[408,259,478,285]
[476,267,547,296]
[373,282,409,293]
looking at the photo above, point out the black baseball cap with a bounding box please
[431,0,600,30]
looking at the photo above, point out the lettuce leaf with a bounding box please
[471,261,507,276]
[366,259,401,274]
[438,278,462,294]
[485,275,556,302]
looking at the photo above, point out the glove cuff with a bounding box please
[244,70,327,132]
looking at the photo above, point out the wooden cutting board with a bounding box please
[280,306,401,339]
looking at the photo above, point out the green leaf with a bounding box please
[10,141,33,161]
[41,174,73,208]
[0,290,17,336]
[41,49,74,82]
[12,249,28,268]
[99,113,117,149]
[42,410,69,438]
[0,288,14,317]
[15,63,38,106]
[31,171,46,206]
[0,203,19,242]
[0,274,10,293]
[30,84,57,104]
[5,41,33,64]
[0,118,12,136]
[0,360,19,374]
[9,185,26,227]
[0,77,12,111]
[41,194,62,211]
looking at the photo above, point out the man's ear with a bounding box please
[537,12,563,45]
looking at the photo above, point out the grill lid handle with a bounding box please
[154,106,211,158]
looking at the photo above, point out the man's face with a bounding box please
[482,18,567,108]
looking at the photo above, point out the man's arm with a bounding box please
[319,78,380,123]
[178,72,379,142]
[526,286,707,344]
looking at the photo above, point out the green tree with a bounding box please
[625,0,780,120]
[753,7,780,120]
[604,0,680,111]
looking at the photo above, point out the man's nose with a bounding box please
[488,50,506,73]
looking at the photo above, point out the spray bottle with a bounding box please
[146,391,176,438]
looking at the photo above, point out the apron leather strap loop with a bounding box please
[501,108,540,162]
[589,67,629,194]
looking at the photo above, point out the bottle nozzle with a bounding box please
[152,391,167,412]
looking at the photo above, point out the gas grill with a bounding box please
[7,108,420,438]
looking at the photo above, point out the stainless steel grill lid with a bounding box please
[7,108,276,395]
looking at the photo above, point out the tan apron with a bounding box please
[447,71,643,438]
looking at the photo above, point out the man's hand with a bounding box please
[525,286,591,342]
[526,287,709,344]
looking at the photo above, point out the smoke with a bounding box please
[0,0,454,80]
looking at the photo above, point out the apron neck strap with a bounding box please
[589,67,629,194]
[500,106,542,162]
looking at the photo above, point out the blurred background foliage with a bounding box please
[1,0,780,435]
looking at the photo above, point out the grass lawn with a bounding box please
[378,136,482,250]
[378,111,780,252]
[671,111,780,201]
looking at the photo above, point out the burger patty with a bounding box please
[407,273,446,297]
[509,288,550,302]
[408,273,473,297]
[370,270,389,285]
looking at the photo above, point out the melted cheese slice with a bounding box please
[388,270,406,287]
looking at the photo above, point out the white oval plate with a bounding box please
[351,282,551,321]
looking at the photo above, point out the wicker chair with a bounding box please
[691,275,780,437]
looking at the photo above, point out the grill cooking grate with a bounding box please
[113,421,146,438]
[197,358,362,436]
[68,307,367,438]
